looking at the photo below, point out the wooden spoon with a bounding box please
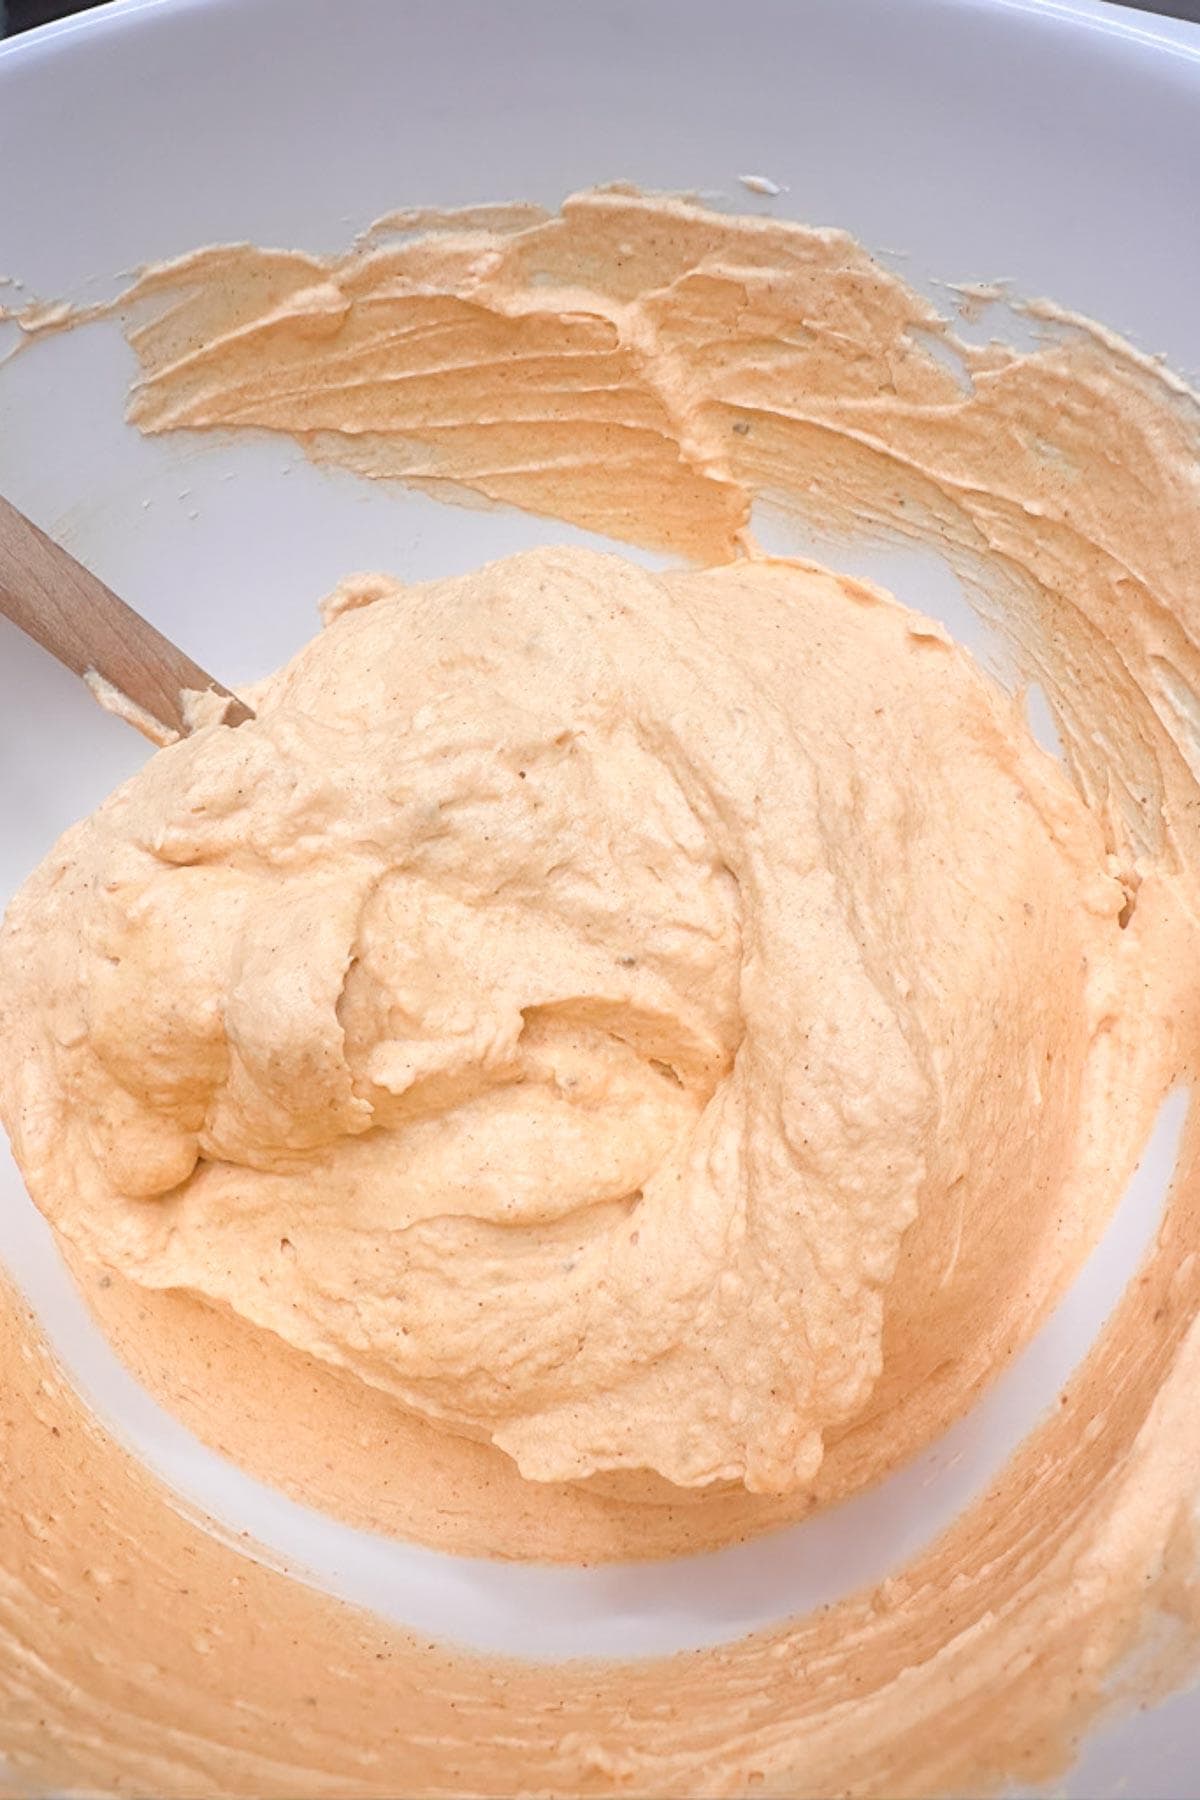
[0,493,254,742]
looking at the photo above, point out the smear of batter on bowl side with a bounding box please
[2,186,1200,1799]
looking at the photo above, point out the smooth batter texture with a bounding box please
[2,187,1200,1797]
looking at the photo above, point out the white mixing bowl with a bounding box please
[2,0,1199,1792]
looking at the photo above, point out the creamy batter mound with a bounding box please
[3,187,1200,1799]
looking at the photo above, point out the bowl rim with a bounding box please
[1,0,1198,82]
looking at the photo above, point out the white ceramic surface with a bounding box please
[2,0,1200,1791]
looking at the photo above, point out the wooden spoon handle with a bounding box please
[0,493,253,741]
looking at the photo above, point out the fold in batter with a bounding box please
[2,187,1200,1797]
[1,544,1134,1501]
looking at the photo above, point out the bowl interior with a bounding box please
[2,0,1200,1790]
